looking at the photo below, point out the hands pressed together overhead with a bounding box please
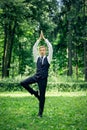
[33,30,53,63]
[39,31,45,41]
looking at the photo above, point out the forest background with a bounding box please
[0,0,87,91]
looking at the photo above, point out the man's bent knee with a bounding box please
[20,81,26,87]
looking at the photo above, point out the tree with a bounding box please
[0,0,86,81]
[0,0,29,77]
[0,0,58,78]
[83,0,87,81]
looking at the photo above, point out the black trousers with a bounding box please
[20,75,47,115]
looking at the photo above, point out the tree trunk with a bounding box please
[84,43,87,81]
[2,21,16,78]
[83,0,87,81]
[75,46,78,80]
[67,42,72,76]
[18,42,23,75]
[67,20,72,76]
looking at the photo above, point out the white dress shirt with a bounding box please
[33,39,53,64]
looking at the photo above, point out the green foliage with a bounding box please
[0,75,87,92]
[0,0,87,80]
[47,82,87,92]
[0,92,87,130]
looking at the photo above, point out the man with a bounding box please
[20,31,53,117]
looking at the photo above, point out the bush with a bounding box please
[47,82,87,92]
[0,77,22,92]
[0,77,87,92]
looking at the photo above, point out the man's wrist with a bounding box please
[44,37,46,41]
[43,36,46,40]
[38,37,41,41]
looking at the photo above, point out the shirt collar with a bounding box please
[40,55,46,59]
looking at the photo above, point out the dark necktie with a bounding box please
[41,56,43,64]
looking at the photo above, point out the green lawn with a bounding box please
[0,92,87,130]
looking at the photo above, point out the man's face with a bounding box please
[39,47,46,56]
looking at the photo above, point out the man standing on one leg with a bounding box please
[20,31,53,117]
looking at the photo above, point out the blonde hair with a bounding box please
[39,46,46,50]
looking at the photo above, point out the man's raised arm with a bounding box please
[33,37,41,62]
[41,31,53,64]
[45,39,53,64]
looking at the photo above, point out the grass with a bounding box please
[0,91,87,130]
